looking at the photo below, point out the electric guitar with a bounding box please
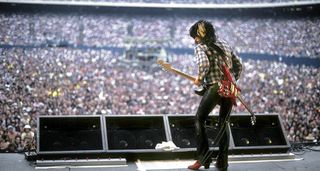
[157,59,256,125]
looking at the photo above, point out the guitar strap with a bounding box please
[199,43,234,81]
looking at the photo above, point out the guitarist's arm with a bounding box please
[195,44,210,84]
[231,51,243,81]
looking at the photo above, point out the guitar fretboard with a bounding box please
[171,68,196,82]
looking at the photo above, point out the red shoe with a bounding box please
[188,160,210,170]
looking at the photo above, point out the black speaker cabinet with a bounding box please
[37,116,104,154]
[167,115,220,149]
[105,115,167,150]
[229,114,290,153]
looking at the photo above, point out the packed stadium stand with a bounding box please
[0,0,319,153]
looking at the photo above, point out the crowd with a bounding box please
[1,13,319,58]
[0,10,319,152]
[236,60,319,142]
[0,47,319,153]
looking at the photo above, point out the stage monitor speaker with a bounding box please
[105,116,167,150]
[230,114,290,152]
[38,116,104,153]
[167,115,219,149]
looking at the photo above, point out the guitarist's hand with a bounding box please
[194,78,201,86]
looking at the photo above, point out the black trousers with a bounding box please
[195,83,233,163]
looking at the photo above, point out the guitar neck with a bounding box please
[237,95,254,116]
[171,68,196,82]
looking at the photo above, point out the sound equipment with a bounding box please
[37,113,290,157]
[37,116,104,154]
[105,115,167,150]
[229,113,290,153]
[167,115,220,149]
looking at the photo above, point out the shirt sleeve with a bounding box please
[231,51,243,81]
[21,133,26,141]
[195,45,210,82]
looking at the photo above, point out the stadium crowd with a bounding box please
[0,47,319,152]
[0,13,319,58]
[0,10,319,152]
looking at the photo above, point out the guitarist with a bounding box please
[187,20,243,170]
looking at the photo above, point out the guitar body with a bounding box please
[217,64,241,106]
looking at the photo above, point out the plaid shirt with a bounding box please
[194,39,242,84]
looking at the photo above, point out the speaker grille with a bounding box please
[39,117,103,152]
[230,115,287,147]
[106,116,167,150]
[168,115,219,148]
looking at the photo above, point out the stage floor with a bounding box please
[0,151,320,171]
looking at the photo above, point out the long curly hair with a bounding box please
[189,20,216,45]
[189,20,224,56]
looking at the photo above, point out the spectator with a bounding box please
[0,135,10,152]
[21,125,35,150]
[21,113,31,126]
[7,125,18,144]
[14,136,24,152]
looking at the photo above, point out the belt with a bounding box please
[205,81,220,87]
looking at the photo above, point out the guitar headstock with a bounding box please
[157,59,173,72]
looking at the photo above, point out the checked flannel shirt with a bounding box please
[194,38,243,84]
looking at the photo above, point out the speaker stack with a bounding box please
[167,115,220,149]
[230,114,290,154]
[105,115,167,151]
[38,116,105,154]
[37,113,290,157]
